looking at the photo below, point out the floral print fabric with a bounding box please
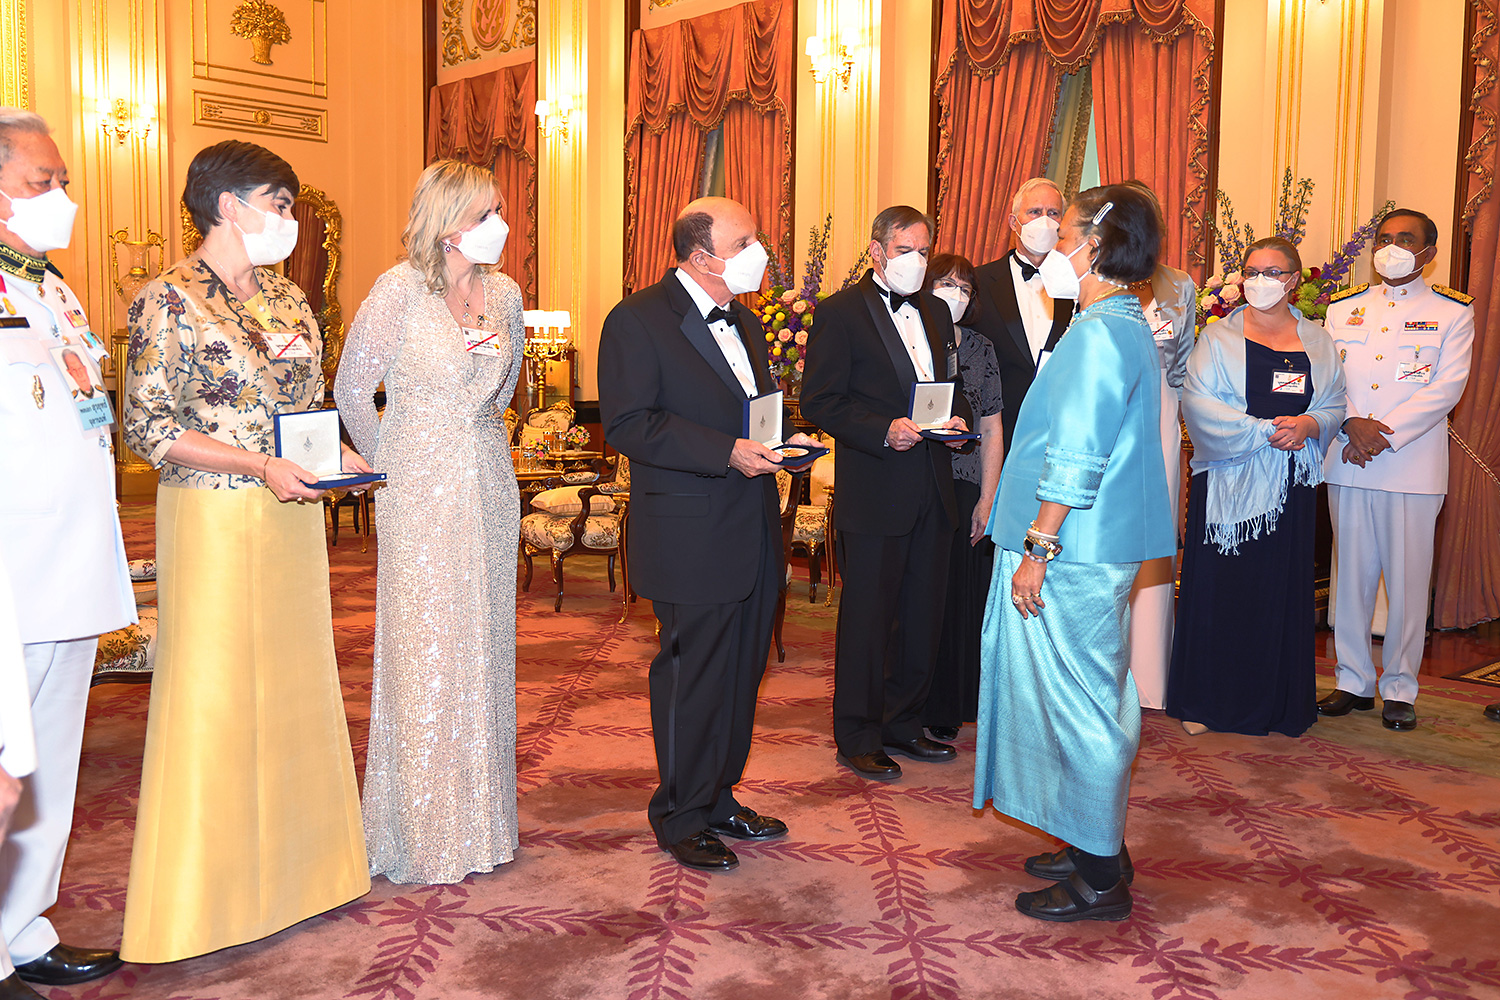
[124,257,323,489]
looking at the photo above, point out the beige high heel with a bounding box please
[1180,721,1210,736]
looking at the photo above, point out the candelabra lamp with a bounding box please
[521,309,572,403]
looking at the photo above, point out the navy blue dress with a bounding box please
[1166,340,1318,737]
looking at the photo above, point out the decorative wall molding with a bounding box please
[193,0,327,98]
[441,0,537,67]
[0,0,28,109]
[193,90,328,141]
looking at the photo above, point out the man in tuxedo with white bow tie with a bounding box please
[600,197,818,873]
[970,177,1075,453]
[801,205,972,782]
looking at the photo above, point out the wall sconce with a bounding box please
[535,96,572,142]
[805,35,856,91]
[99,98,156,145]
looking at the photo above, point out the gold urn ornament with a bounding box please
[229,0,292,66]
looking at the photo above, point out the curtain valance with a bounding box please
[427,61,538,166]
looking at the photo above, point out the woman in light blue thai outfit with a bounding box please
[1166,238,1345,737]
[973,185,1175,923]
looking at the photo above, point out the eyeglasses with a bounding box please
[933,278,973,294]
[1242,268,1293,280]
[1373,233,1426,249]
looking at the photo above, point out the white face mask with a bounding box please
[881,249,928,295]
[932,286,970,324]
[1243,274,1293,311]
[1037,240,1091,300]
[235,197,299,266]
[1372,243,1422,280]
[1017,215,1060,256]
[451,213,510,265]
[705,239,769,296]
[0,186,78,253]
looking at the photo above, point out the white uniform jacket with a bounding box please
[0,267,134,643]
[1323,279,1476,495]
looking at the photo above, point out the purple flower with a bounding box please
[202,341,232,364]
[199,373,243,408]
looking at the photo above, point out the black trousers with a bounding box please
[832,477,953,755]
[924,479,992,728]
[647,526,780,846]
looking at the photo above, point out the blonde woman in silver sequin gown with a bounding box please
[335,161,525,884]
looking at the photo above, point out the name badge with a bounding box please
[1271,371,1308,394]
[946,350,958,379]
[0,315,31,329]
[1404,321,1438,332]
[49,344,114,430]
[64,308,89,328]
[265,331,315,359]
[463,326,502,357]
[1396,362,1433,383]
[1152,321,1174,342]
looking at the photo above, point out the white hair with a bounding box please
[0,108,50,168]
[1011,177,1063,218]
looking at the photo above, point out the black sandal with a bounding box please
[1015,871,1133,922]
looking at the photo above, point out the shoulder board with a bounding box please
[1328,283,1368,303]
[1432,283,1474,306]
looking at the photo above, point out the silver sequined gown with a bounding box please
[335,261,524,884]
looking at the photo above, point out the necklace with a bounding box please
[452,275,485,325]
[201,249,257,301]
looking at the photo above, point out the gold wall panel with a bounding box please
[0,0,28,109]
[192,0,327,98]
[442,0,538,67]
[193,90,328,141]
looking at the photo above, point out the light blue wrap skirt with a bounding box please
[972,549,1141,856]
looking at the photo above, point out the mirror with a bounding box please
[179,183,344,388]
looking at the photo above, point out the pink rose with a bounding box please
[1220,284,1241,304]
[781,289,797,305]
[794,330,808,346]
[1224,271,1242,286]
[791,300,808,315]
[1206,275,1224,291]
[778,329,793,342]
[795,359,805,372]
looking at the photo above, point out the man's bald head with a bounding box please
[672,197,753,262]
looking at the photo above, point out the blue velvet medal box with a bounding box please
[743,389,827,468]
[273,409,387,489]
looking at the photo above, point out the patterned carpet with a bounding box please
[38,503,1500,1000]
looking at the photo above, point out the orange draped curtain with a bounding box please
[934,0,1216,276]
[426,60,539,308]
[1434,0,1500,628]
[624,0,792,296]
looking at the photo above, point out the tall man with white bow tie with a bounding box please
[1318,209,1474,732]
[0,110,135,999]
[801,205,972,782]
[969,178,1075,454]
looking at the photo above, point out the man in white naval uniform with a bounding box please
[0,109,135,999]
[1317,208,1474,732]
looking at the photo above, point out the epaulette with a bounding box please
[1328,283,1368,303]
[1432,283,1474,306]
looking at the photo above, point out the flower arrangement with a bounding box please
[1197,168,1392,330]
[563,424,591,451]
[754,215,870,388]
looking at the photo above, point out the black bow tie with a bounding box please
[706,305,735,326]
[1013,253,1040,281]
[884,287,919,312]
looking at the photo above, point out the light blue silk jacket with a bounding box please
[989,295,1175,564]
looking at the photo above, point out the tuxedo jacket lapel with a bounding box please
[916,293,950,381]
[984,256,1033,370]
[666,270,752,400]
[1044,298,1074,353]
[859,274,918,387]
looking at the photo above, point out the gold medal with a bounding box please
[32,374,44,408]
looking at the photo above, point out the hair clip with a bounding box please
[1091,201,1115,225]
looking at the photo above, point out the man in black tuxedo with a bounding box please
[970,177,1073,453]
[599,196,818,872]
[800,205,973,781]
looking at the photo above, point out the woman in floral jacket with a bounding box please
[121,140,371,963]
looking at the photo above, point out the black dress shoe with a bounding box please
[15,944,123,986]
[0,974,45,999]
[1024,843,1135,886]
[1382,700,1417,731]
[882,737,957,762]
[926,725,960,742]
[1317,690,1375,716]
[708,808,788,841]
[660,831,739,871]
[836,751,902,781]
[1485,703,1500,724]
[1015,871,1133,922]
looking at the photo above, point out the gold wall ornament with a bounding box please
[193,91,327,142]
[441,0,536,67]
[230,0,293,65]
[0,0,29,109]
[110,229,167,305]
[290,185,345,388]
[100,98,158,145]
[180,201,202,257]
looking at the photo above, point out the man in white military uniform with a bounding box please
[1317,209,1474,732]
[0,109,135,999]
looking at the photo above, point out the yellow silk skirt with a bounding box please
[121,485,369,963]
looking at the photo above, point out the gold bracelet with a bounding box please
[260,453,271,479]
